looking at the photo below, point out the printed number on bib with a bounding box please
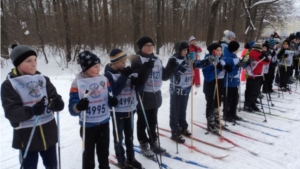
[86,104,106,115]
[119,97,132,106]
[149,71,160,79]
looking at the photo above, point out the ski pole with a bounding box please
[172,75,179,154]
[56,112,61,169]
[263,75,272,114]
[82,90,89,169]
[137,91,162,169]
[190,60,194,151]
[258,90,267,122]
[20,116,40,169]
[224,73,229,127]
[109,91,123,166]
[214,61,222,140]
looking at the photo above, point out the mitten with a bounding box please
[109,96,119,107]
[121,66,133,77]
[131,77,143,86]
[216,62,223,71]
[224,64,233,73]
[144,59,155,69]
[76,98,89,111]
[284,54,289,58]
[48,95,64,112]
[30,96,46,115]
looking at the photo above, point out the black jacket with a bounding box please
[1,69,59,151]
[131,51,174,110]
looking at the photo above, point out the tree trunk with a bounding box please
[1,0,9,59]
[156,0,161,54]
[232,0,238,32]
[103,0,110,52]
[132,0,141,52]
[61,0,72,63]
[206,0,221,46]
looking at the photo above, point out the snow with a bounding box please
[1,47,300,169]
[24,30,30,35]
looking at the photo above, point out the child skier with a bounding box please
[104,48,144,169]
[262,42,277,93]
[189,36,202,87]
[68,51,118,169]
[219,30,236,54]
[243,43,270,112]
[131,36,177,157]
[222,41,242,122]
[1,44,65,169]
[277,40,293,91]
[203,43,232,133]
[169,41,214,143]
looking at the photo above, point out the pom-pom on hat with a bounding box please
[252,43,262,52]
[137,36,154,50]
[228,41,240,53]
[189,36,196,42]
[109,48,127,64]
[10,44,37,67]
[207,43,222,55]
[78,51,101,72]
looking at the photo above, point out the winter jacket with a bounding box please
[189,44,202,60]
[131,51,174,110]
[277,47,292,67]
[219,37,230,54]
[222,49,240,87]
[202,54,223,82]
[68,72,111,127]
[248,50,270,77]
[170,54,211,95]
[1,69,59,151]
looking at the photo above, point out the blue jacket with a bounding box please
[222,49,240,87]
[202,54,222,82]
[104,64,128,96]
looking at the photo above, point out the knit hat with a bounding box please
[228,41,240,53]
[10,44,37,67]
[289,34,296,41]
[174,41,190,56]
[189,36,196,42]
[252,43,262,52]
[267,38,276,48]
[78,51,101,72]
[296,32,300,39]
[249,41,256,49]
[109,48,127,64]
[282,39,290,46]
[207,43,222,55]
[262,43,270,51]
[137,36,154,50]
[224,30,236,39]
[244,43,250,49]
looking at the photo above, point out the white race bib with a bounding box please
[9,74,54,129]
[77,76,110,123]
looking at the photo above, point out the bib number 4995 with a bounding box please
[86,104,106,115]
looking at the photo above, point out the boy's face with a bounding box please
[17,55,37,75]
[85,63,101,77]
[262,46,268,52]
[283,44,289,49]
[141,43,154,55]
[113,60,126,70]
[180,48,188,57]
[214,47,222,57]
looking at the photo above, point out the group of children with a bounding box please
[2,31,299,169]
[1,35,214,169]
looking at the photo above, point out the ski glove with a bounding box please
[216,62,223,71]
[284,54,289,58]
[30,96,46,116]
[48,95,64,112]
[144,58,155,69]
[76,98,89,111]
[271,50,276,57]
[224,64,233,73]
[131,77,143,86]
[109,96,119,107]
[121,66,133,78]
[167,58,178,71]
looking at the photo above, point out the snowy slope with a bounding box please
[1,48,300,169]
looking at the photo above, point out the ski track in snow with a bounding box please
[1,50,300,169]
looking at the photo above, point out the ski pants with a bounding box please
[244,77,262,107]
[263,65,275,92]
[203,80,223,118]
[20,144,57,169]
[279,66,290,88]
[137,108,158,144]
[223,87,239,120]
[80,122,110,169]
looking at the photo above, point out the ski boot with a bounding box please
[181,129,192,137]
[127,158,143,169]
[139,142,154,158]
[170,135,185,143]
[150,140,166,154]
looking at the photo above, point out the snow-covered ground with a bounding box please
[1,47,300,169]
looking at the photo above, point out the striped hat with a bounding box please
[109,48,127,64]
[252,43,262,52]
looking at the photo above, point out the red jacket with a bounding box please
[249,50,269,76]
[189,44,202,59]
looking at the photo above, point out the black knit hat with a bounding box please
[109,48,127,64]
[78,51,101,72]
[262,43,270,51]
[10,44,37,67]
[207,43,222,55]
[228,41,240,53]
[283,39,290,46]
[137,36,154,50]
[174,41,190,56]
[289,34,296,40]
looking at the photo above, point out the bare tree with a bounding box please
[206,0,222,46]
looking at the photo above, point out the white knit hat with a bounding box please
[189,36,196,42]
[224,30,236,39]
